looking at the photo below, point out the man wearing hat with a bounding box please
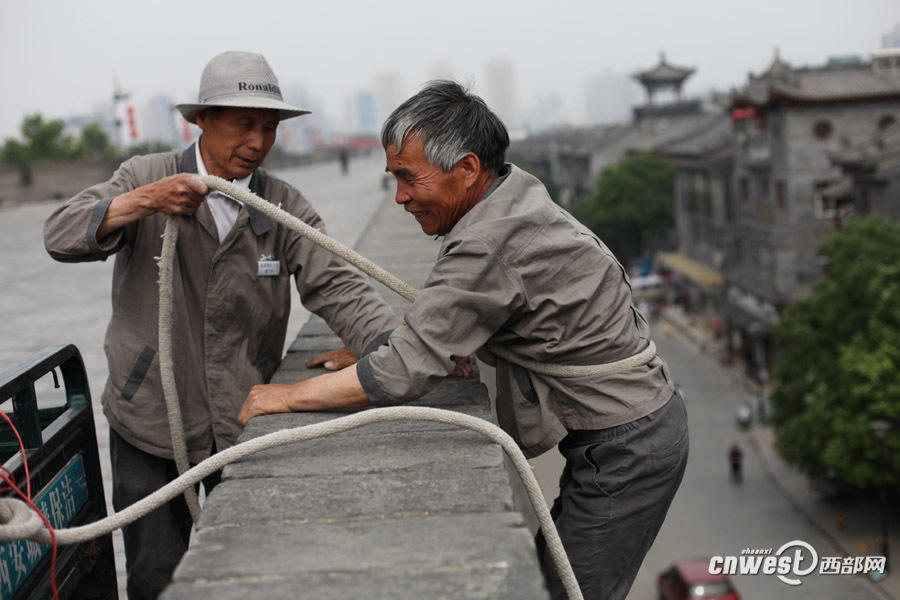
[44,51,398,599]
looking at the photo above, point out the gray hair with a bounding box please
[381,80,509,173]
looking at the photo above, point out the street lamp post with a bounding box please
[870,419,893,578]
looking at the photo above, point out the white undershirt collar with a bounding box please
[195,141,252,243]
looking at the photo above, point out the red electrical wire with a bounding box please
[0,465,17,493]
[0,410,58,600]
[0,412,30,499]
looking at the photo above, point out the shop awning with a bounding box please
[656,252,724,288]
[821,176,853,199]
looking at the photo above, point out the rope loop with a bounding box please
[0,498,45,542]
[0,407,585,600]
[196,175,657,378]
[0,174,624,599]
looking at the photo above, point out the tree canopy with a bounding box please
[126,141,172,157]
[1,113,117,168]
[770,215,900,491]
[80,123,116,159]
[513,161,560,204]
[571,152,674,265]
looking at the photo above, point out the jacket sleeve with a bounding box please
[281,194,399,358]
[358,234,524,405]
[44,158,143,262]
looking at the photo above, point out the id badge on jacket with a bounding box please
[258,254,280,277]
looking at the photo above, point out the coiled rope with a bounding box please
[158,217,202,519]
[0,407,581,599]
[0,174,666,600]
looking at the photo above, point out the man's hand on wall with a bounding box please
[453,356,473,378]
[306,347,358,371]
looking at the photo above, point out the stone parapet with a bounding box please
[0,158,121,206]
[161,192,550,599]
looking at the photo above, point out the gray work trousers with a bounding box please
[537,393,689,600]
[110,429,221,600]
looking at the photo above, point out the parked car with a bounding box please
[658,559,741,600]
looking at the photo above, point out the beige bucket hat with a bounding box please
[176,51,310,124]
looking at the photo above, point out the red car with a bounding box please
[658,559,741,600]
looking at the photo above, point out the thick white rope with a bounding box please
[0,174,675,600]
[0,407,583,600]
[154,177,656,526]
[157,217,202,521]
[195,175,657,378]
[196,176,418,303]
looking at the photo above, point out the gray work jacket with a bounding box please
[359,165,673,458]
[44,145,397,462]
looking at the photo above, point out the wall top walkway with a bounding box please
[161,189,550,599]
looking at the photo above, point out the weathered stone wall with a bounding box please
[730,100,900,303]
[0,151,356,207]
[783,101,898,296]
[0,158,121,206]
[161,192,550,599]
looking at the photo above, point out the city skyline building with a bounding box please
[278,84,332,152]
[882,23,900,49]
[425,60,460,84]
[483,57,521,133]
[138,94,180,147]
[344,90,378,136]
[584,70,636,126]
[372,71,408,130]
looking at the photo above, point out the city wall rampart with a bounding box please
[0,159,121,206]
[160,191,550,599]
[0,151,357,207]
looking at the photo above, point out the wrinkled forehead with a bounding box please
[389,129,426,156]
[386,134,429,162]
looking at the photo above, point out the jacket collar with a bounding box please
[179,143,274,236]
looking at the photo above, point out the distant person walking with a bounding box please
[339,148,349,175]
[729,443,743,484]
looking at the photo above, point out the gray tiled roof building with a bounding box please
[728,51,900,313]
[509,50,900,379]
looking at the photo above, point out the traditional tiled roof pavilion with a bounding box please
[633,52,696,104]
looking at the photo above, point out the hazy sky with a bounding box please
[2,0,898,139]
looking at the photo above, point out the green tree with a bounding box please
[79,123,116,159]
[770,215,900,491]
[126,141,172,157]
[0,138,31,165]
[18,113,79,160]
[0,138,33,184]
[571,152,674,264]
[2,114,120,184]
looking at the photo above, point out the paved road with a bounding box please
[623,323,881,600]
[0,153,391,597]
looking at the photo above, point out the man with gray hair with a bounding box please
[44,51,398,599]
[240,80,688,600]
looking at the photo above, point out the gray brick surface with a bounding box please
[163,563,547,600]
[173,514,537,580]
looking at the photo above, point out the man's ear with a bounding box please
[194,109,214,131]
[457,152,482,187]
